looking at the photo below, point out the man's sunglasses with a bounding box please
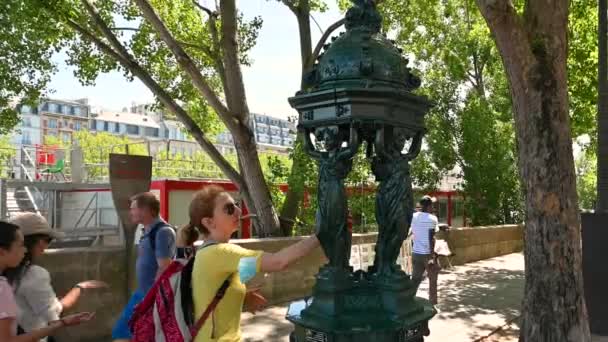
[223,202,240,216]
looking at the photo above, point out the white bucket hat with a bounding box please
[10,213,64,239]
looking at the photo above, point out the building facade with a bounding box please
[11,98,91,147]
[216,113,296,155]
[89,109,163,140]
[40,99,90,144]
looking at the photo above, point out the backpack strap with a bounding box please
[190,275,232,339]
[147,221,173,252]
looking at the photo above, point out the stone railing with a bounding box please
[39,224,523,341]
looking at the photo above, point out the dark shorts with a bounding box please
[111,290,145,339]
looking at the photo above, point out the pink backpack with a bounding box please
[129,245,231,341]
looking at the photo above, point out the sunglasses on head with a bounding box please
[223,202,239,216]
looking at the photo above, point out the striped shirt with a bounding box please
[411,212,438,255]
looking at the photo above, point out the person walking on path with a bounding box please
[112,192,176,342]
[411,195,439,297]
[4,213,107,342]
[0,221,94,342]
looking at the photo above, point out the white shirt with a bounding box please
[14,265,63,342]
[411,212,438,255]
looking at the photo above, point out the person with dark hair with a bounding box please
[0,221,95,342]
[188,185,320,341]
[5,213,106,342]
[112,192,176,342]
[410,195,439,293]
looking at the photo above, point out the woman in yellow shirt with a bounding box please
[189,185,320,341]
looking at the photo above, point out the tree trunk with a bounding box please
[233,126,280,237]
[475,1,590,341]
[132,0,281,236]
[279,2,313,235]
[598,0,608,212]
[218,0,281,236]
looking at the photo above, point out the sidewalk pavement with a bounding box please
[241,253,526,342]
[242,253,606,342]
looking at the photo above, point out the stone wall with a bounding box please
[38,247,126,342]
[40,225,522,341]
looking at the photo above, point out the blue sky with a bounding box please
[47,1,344,119]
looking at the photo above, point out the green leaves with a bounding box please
[380,0,523,225]
[0,1,64,133]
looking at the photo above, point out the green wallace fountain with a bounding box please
[285,0,436,341]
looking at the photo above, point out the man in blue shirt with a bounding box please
[112,192,176,341]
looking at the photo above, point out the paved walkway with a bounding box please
[241,253,526,341]
[242,253,607,341]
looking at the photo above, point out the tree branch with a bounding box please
[133,0,234,124]
[81,0,132,61]
[281,0,298,14]
[206,11,228,103]
[219,0,250,120]
[309,14,323,34]
[476,0,536,96]
[177,40,215,58]
[110,27,140,31]
[308,18,345,71]
[55,3,247,191]
[192,0,217,18]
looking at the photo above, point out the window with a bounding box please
[258,134,269,144]
[126,125,140,135]
[20,105,32,114]
[62,132,71,143]
[104,121,109,132]
[48,119,57,128]
[91,120,97,130]
[74,122,82,131]
[22,117,32,128]
[144,127,159,137]
[22,131,31,145]
[114,122,120,133]
[63,105,71,115]
[73,106,82,116]
[48,103,58,113]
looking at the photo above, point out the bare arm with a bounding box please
[260,235,320,273]
[60,280,108,311]
[0,318,63,342]
[59,287,81,311]
[155,258,173,279]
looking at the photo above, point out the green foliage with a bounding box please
[459,95,523,225]
[576,149,597,210]
[72,131,147,179]
[260,153,292,208]
[569,0,598,146]
[380,0,524,225]
[0,2,69,134]
[2,0,261,171]
[0,136,16,178]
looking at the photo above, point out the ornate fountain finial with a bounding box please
[345,0,382,33]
